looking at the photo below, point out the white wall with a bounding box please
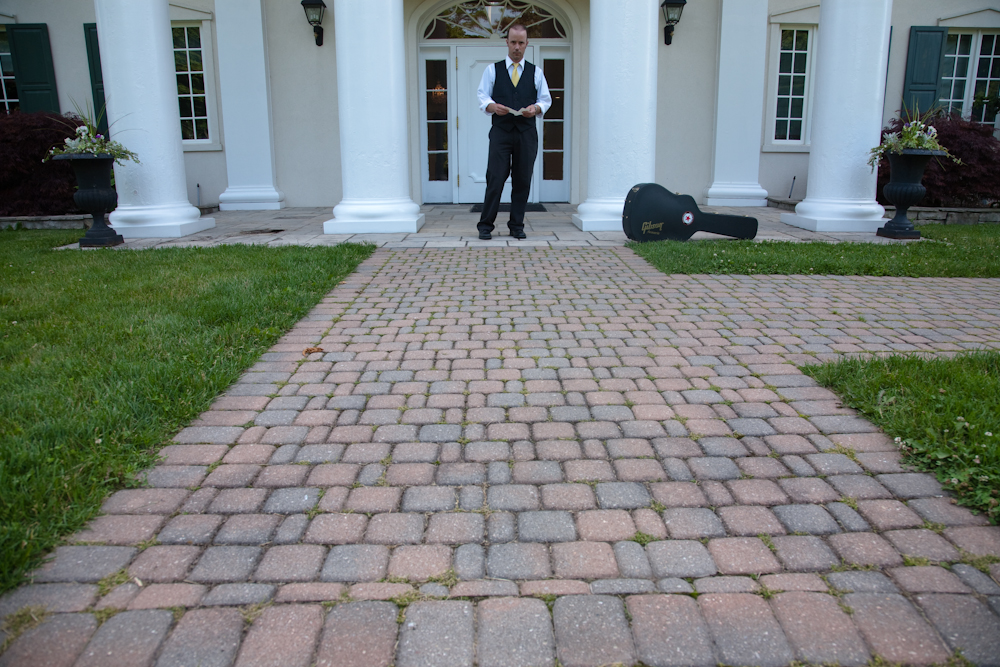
[264,0,341,207]
[654,0,720,202]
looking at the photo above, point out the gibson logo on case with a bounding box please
[641,221,663,234]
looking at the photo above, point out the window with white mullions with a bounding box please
[774,28,809,142]
[173,25,209,140]
[940,32,1000,127]
[0,27,18,113]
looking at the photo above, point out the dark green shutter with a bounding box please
[901,26,948,117]
[83,24,108,135]
[7,24,59,113]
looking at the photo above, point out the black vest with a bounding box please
[491,60,537,134]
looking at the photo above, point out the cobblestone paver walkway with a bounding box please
[4,246,1000,667]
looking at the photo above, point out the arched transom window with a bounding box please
[424,0,566,39]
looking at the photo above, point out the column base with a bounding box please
[571,198,625,232]
[324,199,425,234]
[781,198,886,232]
[706,183,769,207]
[218,186,286,211]
[110,203,215,238]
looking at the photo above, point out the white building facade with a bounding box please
[1,0,998,235]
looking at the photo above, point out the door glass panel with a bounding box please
[427,121,448,151]
[547,93,564,120]
[542,58,565,181]
[427,60,447,90]
[543,120,563,150]
[427,91,447,120]
[425,59,449,182]
[428,153,449,181]
[545,59,564,89]
[543,152,562,180]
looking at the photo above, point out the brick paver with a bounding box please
[233,605,323,667]
[5,244,1000,666]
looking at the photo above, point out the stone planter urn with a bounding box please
[877,148,945,240]
[52,153,124,248]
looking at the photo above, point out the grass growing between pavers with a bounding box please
[0,230,374,593]
[804,351,1000,524]
[629,223,1000,277]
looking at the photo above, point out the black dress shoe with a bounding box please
[511,230,526,240]
[478,231,492,240]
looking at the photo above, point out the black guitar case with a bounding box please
[622,183,758,242]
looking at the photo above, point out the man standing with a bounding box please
[476,23,552,240]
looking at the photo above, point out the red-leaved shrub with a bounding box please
[876,112,1000,208]
[0,111,85,216]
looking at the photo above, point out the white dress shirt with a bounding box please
[477,55,552,115]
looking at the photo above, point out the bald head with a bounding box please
[506,24,528,63]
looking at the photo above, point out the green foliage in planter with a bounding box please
[875,112,1000,208]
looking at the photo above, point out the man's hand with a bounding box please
[489,103,511,116]
[520,105,540,118]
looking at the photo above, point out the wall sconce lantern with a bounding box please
[661,0,686,45]
[301,0,326,46]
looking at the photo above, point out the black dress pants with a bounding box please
[477,124,538,235]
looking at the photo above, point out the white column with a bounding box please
[324,0,423,234]
[94,0,213,237]
[572,0,659,232]
[706,0,769,206]
[782,0,892,232]
[215,0,284,210]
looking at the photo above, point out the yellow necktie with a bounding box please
[511,63,520,86]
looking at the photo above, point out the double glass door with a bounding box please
[419,44,569,204]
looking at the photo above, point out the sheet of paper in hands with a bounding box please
[508,108,524,116]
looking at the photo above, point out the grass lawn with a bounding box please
[0,230,374,593]
[631,222,999,523]
[804,352,1000,524]
[629,222,1000,277]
